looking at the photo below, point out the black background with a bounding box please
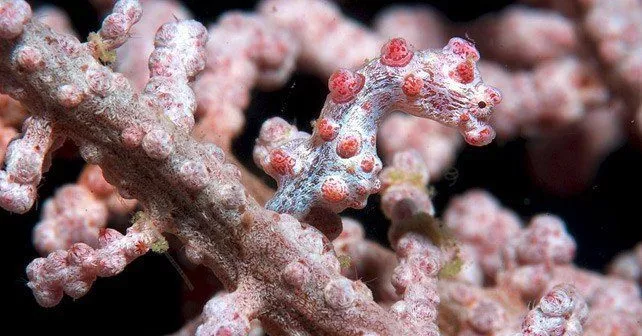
[5,0,641,335]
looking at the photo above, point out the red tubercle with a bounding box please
[269,148,295,175]
[328,69,365,104]
[317,118,339,141]
[321,177,348,203]
[402,73,423,97]
[450,61,475,84]
[360,156,374,173]
[380,38,414,67]
[336,135,361,158]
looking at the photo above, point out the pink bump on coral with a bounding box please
[316,117,339,141]
[142,129,173,160]
[282,260,310,288]
[0,116,62,213]
[0,0,31,39]
[56,84,84,108]
[518,284,588,336]
[27,224,157,307]
[85,66,113,97]
[401,73,423,97]
[324,278,358,309]
[178,160,210,191]
[92,0,141,52]
[328,68,365,103]
[14,45,44,72]
[510,214,577,266]
[380,37,414,67]
[195,290,256,336]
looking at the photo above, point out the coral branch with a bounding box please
[609,242,642,285]
[0,116,63,213]
[194,11,298,149]
[0,117,17,165]
[259,0,381,77]
[374,5,446,50]
[195,285,263,336]
[378,150,446,334]
[518,283,588,336]
[33,5,75,36]
[115,0,191,91]
[33,184,108,254]
[443,190,522,279]
[88,0,141,61]
[142,19,207,133]
[466,6,578,66]
[333,218,399,302]
[479,58,608,139]
[27,221,161,307]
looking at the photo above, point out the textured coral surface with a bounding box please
[4,0,642,335]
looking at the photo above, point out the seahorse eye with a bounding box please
[478,101,487,108]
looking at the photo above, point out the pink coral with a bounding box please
[2,0,642,335]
